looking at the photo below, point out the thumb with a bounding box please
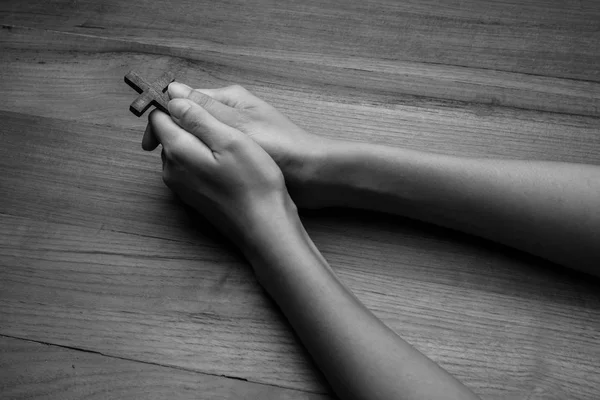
[168,82,242,129]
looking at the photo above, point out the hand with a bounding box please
[142,97,297,250]
[165,82,332,208]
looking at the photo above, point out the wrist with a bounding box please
[237,191,301,260]
[306,138,370,208]
[279,134,337,209]
[307,139,439,212]
[238,195,322,288]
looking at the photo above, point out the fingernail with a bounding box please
[168,81,193,99]
[168,98,192,118]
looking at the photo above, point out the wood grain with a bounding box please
[1,26,599,118]
[0,30,599,166]
[1,0,599,81]
[1,0,600,398]
[0,336,330,400]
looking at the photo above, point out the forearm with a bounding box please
[240,199,479,400]
[311,139,600,274]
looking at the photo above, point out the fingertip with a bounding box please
[147,109,181,148]
[168,81,193,99]
[147,108,162,125]
[142,123,159,151]
[168,98,194,119]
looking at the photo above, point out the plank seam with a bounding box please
[0,333,323,395]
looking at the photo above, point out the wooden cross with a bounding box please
[124,70,175,117]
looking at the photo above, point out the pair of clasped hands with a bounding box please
[141,81,600,400]
[142,82,324,252]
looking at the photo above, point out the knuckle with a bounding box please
[267,168,285,187]
[183,116,204,137]
[179,105,201,130]
[222,134,243,152]
[229,84,247,95]
[188,90,213,109]
[162,140,186,164]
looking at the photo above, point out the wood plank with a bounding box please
[2,25,599,118]
[1,209,600,397]
[0,214,327,393]
[0,336,329,400]
[1,0,598,82]
[0,110,217,242]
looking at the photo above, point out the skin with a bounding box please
[143,82,600,399]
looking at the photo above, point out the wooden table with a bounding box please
[1,1,599,398]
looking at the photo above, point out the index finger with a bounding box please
[148,109,182,149]
[149,108,214,161]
